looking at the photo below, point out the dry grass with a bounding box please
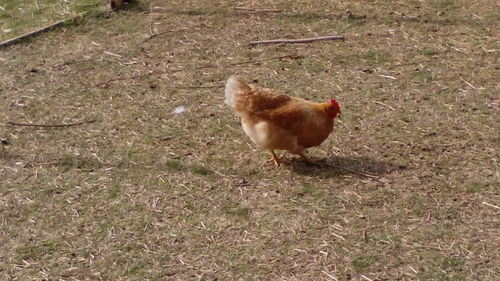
[1,0,499,280]
[0,0,102,42]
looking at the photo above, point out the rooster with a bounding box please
[224,76,341,166]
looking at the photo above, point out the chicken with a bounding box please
[224,76,341,166]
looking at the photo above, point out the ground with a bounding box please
[0,0,499,280]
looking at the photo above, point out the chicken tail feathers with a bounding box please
[224,76,251,108]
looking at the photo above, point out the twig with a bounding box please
[0,13,87,48]
[234,7,282,13]
[143,32,160,42]
[249,35,344,46]
[6,120,96,128]
[374,101,396,111]
[482,202,500,210]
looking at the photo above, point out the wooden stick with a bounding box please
[249,35,344,46]
[0,13,87,48]
[6,120,96,128]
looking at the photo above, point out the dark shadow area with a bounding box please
[285,155,406,178]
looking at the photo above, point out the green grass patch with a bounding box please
[351,254,380,273]
[1,0,102,41]
[191,165,212,176]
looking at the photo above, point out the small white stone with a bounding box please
[173,106,187,114]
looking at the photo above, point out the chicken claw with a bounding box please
[269,150,281,166]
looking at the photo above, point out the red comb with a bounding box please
[329,99,341,117]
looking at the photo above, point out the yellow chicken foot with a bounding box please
[269,150,281,166]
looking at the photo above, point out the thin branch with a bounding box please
[249,35,345,46]
[234,7,282,13]
[143,33,158,42]
[6,120,96,128]
[0,13,87,48]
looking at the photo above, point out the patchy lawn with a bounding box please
[1,0,499,280]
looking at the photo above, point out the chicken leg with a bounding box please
[269,149,281,166]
